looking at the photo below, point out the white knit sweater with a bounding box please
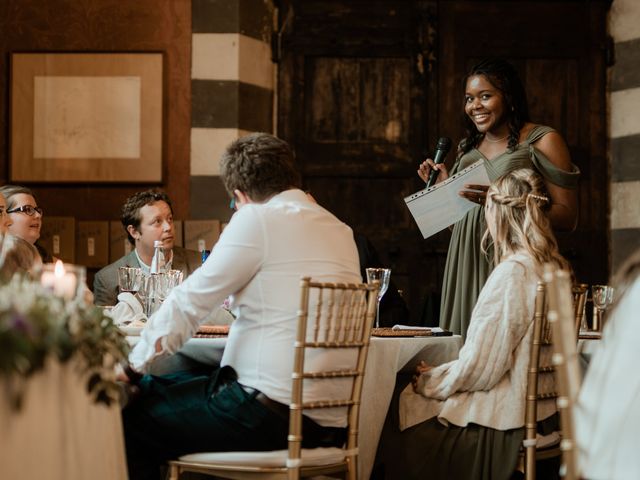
[399,252,556,431]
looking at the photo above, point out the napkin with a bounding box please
[392,324,445,333]
[110,292,147,326]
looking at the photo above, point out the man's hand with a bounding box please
[116,362,143,384]
[412,360,432,392]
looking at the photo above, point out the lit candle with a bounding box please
[41,260,79,300]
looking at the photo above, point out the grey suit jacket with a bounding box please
[93,246,201,306]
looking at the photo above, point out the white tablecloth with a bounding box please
[140,333,462,479]
[0,358,127,480]
[358,336,462,479]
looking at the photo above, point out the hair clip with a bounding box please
[527,193,549,203]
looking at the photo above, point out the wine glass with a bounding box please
[118,267,142,295]
[365,268,391,328]
[591,284,614,331]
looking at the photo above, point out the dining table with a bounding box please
[127,330,462,479]
[0,357,128,480]
[578,329,602,356]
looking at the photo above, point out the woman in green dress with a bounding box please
[418,58,579,338]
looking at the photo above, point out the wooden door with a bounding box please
[277,0,610,323]
[278,0,443,324]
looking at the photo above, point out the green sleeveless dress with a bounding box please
[439,125,580,338]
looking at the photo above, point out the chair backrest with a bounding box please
[572,283,588,341]
[523,281,558,480]
[545,265,583,480]
[288,277,379,478]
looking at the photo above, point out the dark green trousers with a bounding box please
[122,366,346,480]
[123,366,290,480]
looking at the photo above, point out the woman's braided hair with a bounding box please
[482,168,570,273]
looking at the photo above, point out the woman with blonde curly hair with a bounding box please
[378,168,570,480]
[0,233,42,281]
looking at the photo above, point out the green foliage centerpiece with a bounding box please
[0,274,129,410]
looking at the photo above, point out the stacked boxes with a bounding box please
[184,219,221,253]
[40,217,76,263]
[39,218,221,268]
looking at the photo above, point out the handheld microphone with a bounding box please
[426,137,452,188]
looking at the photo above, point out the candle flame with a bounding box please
[54,260,66,277]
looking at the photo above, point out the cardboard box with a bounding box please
[39,217,75,263]
[109,220,184,262]
[76,221,110,268]
[184,219,221,252]
[109,221,133,263]
[173,220,183,248]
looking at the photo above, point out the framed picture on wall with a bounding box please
[10,53,163,183]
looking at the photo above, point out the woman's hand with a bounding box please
[412,360,432,392]
[418,159,449,185]
[458,184,489,206]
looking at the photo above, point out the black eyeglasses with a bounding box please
[7,205,43,216]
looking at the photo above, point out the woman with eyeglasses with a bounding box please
[0,192,12,234]
[0,185,52,262]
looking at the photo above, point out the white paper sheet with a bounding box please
[404,159,491,239]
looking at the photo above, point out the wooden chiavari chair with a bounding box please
[168,277,379,480]
[572,283,588,341]
[545,265,582,480]
[520,281,562,480]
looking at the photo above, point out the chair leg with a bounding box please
[288,466,299,480]
[346,456,357,480]
[168,463,179,480]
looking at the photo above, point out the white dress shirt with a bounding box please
[130,189,361,427]
[575,278,640,479]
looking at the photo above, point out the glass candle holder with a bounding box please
[40,260,87,301]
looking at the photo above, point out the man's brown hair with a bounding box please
[220,133,301,202]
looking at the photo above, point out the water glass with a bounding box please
[365,268,391,328]
[118,267,143,295]
[591,284,614,331]
[139,270,184,317]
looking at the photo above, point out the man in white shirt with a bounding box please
[575,249,640,479]
[93,189,201,306]
[122,133,361,479]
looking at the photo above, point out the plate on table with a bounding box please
[120,325,144,336]
[195,325,230,338]
[371,327,453,337]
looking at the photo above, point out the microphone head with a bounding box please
[436,137,452,152]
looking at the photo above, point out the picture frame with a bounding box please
[10,53,163,183]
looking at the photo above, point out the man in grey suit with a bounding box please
[94,189,201,306]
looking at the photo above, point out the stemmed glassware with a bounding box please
[365,268,391,328]
[139,270,185,317]
[118,267,143,295]
[591,284,614,331]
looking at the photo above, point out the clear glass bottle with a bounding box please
[146,240,166,317]
[150,240,166,274]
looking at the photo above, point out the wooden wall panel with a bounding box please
[0,0,191,219]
